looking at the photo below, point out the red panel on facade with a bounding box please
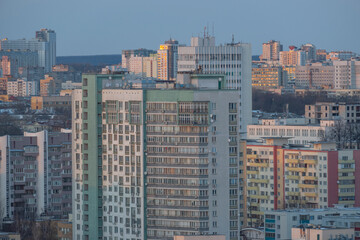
[354,150,360,207]
[327,151,338,207]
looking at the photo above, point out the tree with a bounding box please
[322,120,360,149]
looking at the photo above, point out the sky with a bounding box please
[0,0,359,56]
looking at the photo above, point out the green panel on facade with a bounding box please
[145,89,194,102]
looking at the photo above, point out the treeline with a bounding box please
[252,89,360,115]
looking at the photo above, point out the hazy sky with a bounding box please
[0,0,359,56]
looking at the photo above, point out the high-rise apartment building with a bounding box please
[177,36,252,134]
[7,78,38,97]
[0,130,72,220]
[300,43,317,63]
[333,59,360,89]
[279,46,306,66]
[121,49,157,70]
[126,54,158,78]
[260,40,283,61]
[316,49,327,62]
[157,39,179,81]
[72,73,244,240]
[0,29,56,72]
[244,138,360,227]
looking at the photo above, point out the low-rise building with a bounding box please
[61,81,82,90]
[306,102,360,123]
[291,226,354,240]
[247,119,327,144]
[31,95,71,110]
[264,207,360,240]
[0,232,21,240]
[173,236,226,240]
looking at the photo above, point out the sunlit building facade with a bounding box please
[72,73,244,240]
[157,39,179,81]
[244,139,360,227]
[252,65,284,89]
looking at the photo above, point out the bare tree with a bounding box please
[323,120,360,149]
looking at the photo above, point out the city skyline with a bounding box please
[0,0,359,56]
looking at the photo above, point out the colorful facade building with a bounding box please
[243,138,360,227]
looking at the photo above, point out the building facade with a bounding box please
[244,139,360,228]
[7,78,38,97]
[121,49,157,70]
[0,50,39,78]
[264,207,360,240]
[177,36,252,135]
[279,48,306,66]
[72,73,244,240]
[260,40,283,61]
[305,102,360,123]
[295,63,334,89]
[0,130,72,221]
[157,39,179,81]
[252,65,284,89]
[247,121,327,144]
[333,60,360,89]
[0,29,56,72]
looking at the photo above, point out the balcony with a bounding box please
[339,159,355,164]
[304,192,317,197]
[339,200,355,205]
[287,191,300,196]
[338,175,355,180]
[247,186,259,191]
[249,194,270,200]
[287,175,300,180]
[338,192,355,197]
[247,170,259,175]
[338,168,354,173]
[287,159,299,164]
[303,176,318,181]
[251,210,264,215]
[303,159,317,164]
[338,184,355,189]
[249,179,269,184]
[287,167,306,172]
[248,162,269,168]
[298,184,316,189]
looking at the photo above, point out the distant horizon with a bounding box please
[1,0,359,56]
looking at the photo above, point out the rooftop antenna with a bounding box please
[207,22,209,37]
[212,22,214,37]
[232,34,235,44]
[204,26,206,39]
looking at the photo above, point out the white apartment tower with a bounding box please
[177,36,252,135]
[72,73,244,240]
